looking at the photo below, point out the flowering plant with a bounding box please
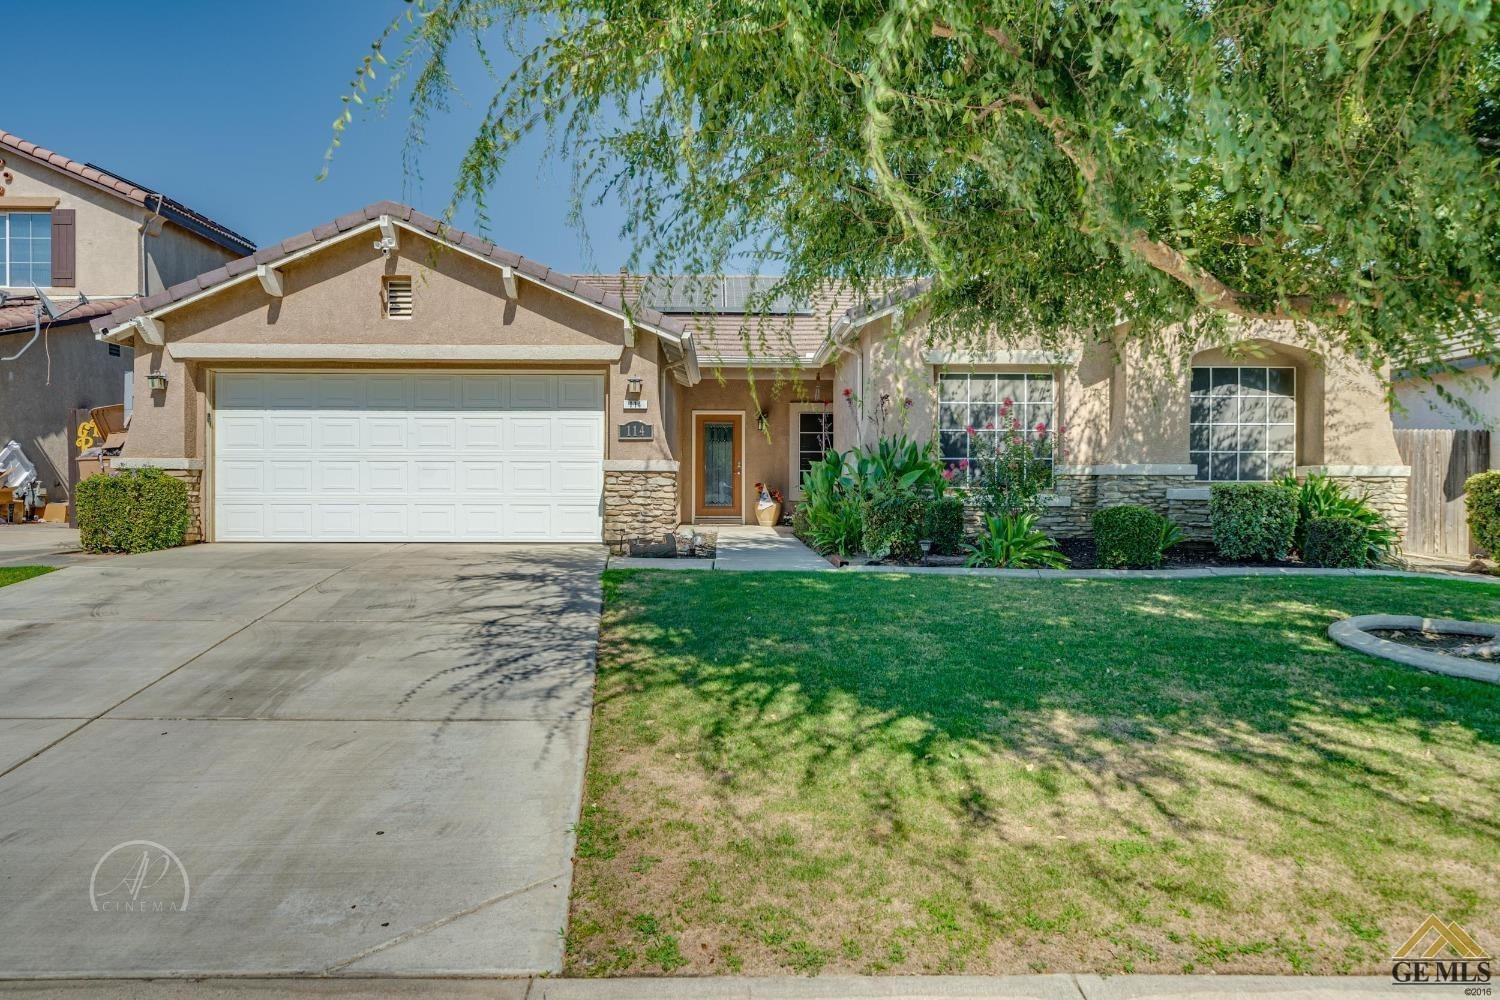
[964,397,1058,519]
[754,482,784,505]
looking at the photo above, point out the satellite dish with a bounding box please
[32,287,88,321]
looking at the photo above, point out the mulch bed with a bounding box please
[846,540,1304,571]
[1369,628,1499,659]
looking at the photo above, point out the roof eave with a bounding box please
[92,211,701,375]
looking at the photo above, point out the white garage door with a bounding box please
[213,371,604,542]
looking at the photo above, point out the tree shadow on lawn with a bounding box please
[596,571,1500,890]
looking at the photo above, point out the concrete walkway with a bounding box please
[0,974,1397,997]
[611,525,831,572]
[0,543,604,978]
[0,524,108,568]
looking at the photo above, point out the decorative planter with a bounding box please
[755,502,783,527]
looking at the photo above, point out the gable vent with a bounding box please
[383,276,414,319]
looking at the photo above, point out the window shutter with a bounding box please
[50,209,76,287]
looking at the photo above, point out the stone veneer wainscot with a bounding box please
[602,460,680,554]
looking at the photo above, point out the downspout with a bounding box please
[139,193,165,296]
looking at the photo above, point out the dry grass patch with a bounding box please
[568,572,1500,977]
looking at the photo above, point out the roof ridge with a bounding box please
[0,128,256,254]
[90,201,688,343]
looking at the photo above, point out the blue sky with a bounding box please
[8,0,631,271]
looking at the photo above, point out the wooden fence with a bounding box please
[1395,429,1491,557]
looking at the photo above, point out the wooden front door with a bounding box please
[694,412,743,520]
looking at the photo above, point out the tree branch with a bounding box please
[938,22,1350,322]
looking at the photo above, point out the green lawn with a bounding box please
[0,566,54,589]
[569,571,1500,977]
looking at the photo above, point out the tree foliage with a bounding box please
[336,0,1500,371]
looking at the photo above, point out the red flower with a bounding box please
[842,387,852,398]
[965,425,976,436]
[1035,421,1047,433]
[984,422,995,431]
[941,467,957,481]
[958,459,969,470]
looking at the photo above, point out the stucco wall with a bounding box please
[146,225,241,294]
[121,232,680,467]
[677,372,833,522]
[1394,364,1499,467]
[0,325,132,499]
[829,316,1403,471]
[1,157,143,297]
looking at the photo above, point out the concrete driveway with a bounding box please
[0,542,604,978]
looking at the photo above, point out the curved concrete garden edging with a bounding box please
[1328,614,1500,684]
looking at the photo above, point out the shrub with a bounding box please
[861,485,927,562]
[1303,515,1371,568]
[1092,504,1180,569]
[1210,482,1299,562]
[1278,473,1396,562]
[1468,470,1500,556]
[923,494,966,554]
[964,513,1068,569]
[75,468,191,554]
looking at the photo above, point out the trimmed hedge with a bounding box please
[1303,515,1369,568]
[1093,504,1172,569]
[923,495,966,555]
[1468,470,1500,557]
[1210,482,1299,561]
[860,487,927,562]
[75,468,191,554]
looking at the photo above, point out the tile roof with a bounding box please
[0,129,256,256]
[0,295,127,335]
[579,272,861,363]
[91,202,690,345]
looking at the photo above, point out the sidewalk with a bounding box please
[0,975,1398,997]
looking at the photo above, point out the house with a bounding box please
[88,201,1410,548]
[0,129,254,505]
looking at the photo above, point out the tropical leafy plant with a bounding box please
[1277,473,1396,566]
[964,513,1068,569]
[796,450,864,556]
[848,435,948,498]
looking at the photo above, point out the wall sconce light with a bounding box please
[146,371,169,392]
[756,409,770,433]
[625,376,643,395]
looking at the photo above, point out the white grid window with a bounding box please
[1190,366,1296,481]
[1,213,51,287]
[938,372,1054,473]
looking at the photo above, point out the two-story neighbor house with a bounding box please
[0,129,254,506]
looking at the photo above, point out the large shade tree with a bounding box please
[333,0,1500,375]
